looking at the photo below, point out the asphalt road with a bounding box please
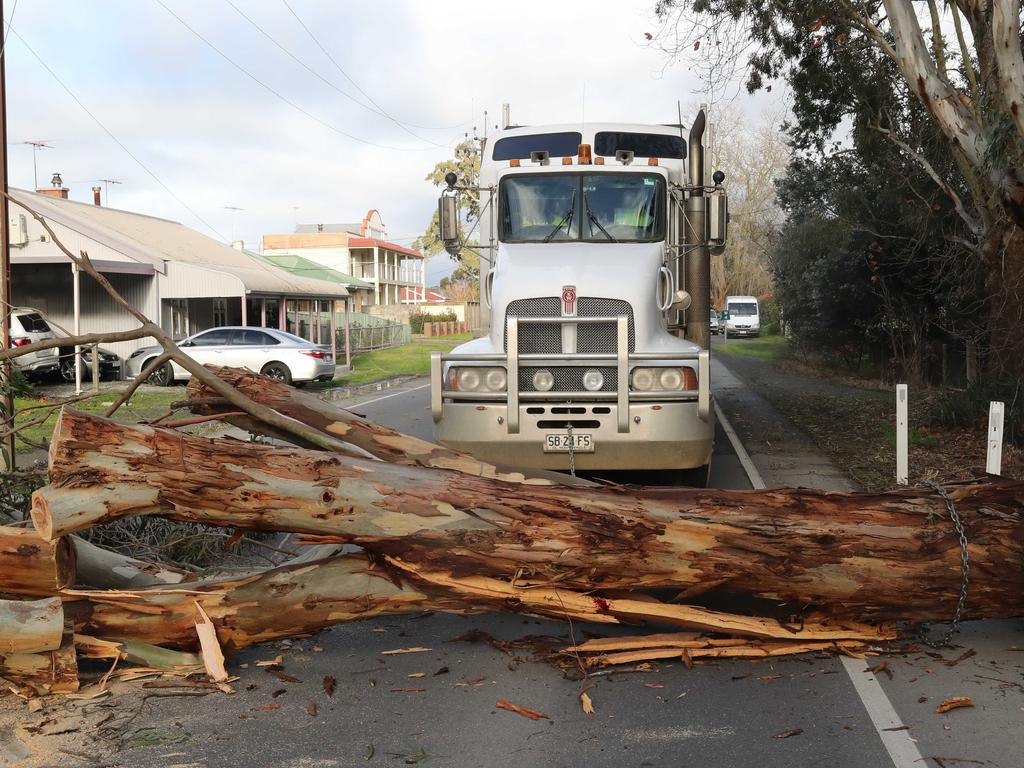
[114,371,1022,768]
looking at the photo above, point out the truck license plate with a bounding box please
[543,433,594,453]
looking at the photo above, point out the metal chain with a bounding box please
[566,421,576,478]
[918,480,970,647]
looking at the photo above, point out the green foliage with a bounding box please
[409,311,457,334]
[0,367,34,400]
[413,138,483,284]
[333,337,472,386]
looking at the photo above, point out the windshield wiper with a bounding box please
[583,190,616,242]
[543,191,576,242]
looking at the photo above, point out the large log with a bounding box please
[0,631,78,695]
[34,408,1024,622]
[63,552,460,652]
[64,551,890,653]
[0,597,64,654]
[71,535,193,589]
[185,366,594,486]
[0,525,75,597]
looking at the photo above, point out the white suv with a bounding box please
[9,308,60,376]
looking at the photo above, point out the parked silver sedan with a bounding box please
[125,327,336,386]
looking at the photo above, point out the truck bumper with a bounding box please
[434,399,714,471]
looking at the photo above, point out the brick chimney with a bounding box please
[37,172,69,200]
[92,186,102,206]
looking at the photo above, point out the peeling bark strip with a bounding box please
[185,366,595,487]
[35,408,1024,622]
[0,525,75,597]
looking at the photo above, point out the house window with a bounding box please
[213,298,228,327]
[169,299,189,339]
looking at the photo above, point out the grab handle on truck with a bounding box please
[657,266,675,312]
[698,349,710,421]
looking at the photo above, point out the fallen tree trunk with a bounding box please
[0,525,75,597]
[185,366,594,486]
[0,631,78,695]
[63,550,890,653]
[0,597,64,654]
[70,536,193,589]
[35,408,1024,622]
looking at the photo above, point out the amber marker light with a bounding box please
[510,159,520,167]
[647,157,659,166]
[594,156,605,165]
[578,143,592,164]
[562,157,573,165]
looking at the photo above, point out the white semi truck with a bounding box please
[430,111,727,480]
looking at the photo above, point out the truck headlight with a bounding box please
[445,366,507,393]
[630,367,697,392]
[532,369,554,391]
[582,369,604,391]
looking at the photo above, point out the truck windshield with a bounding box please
[499,173,665,243]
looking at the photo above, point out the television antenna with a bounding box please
[224,206,244,242]
[19,140,55,188]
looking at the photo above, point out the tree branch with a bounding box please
[870,122,983,237]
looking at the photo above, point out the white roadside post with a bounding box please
[986,401,1004,475]
[896,384,908,485]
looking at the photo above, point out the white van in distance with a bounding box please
[724,296,760,337]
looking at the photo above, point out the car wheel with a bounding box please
[260,362,292,385]
[147,361,174,387]
[59,357,76,383]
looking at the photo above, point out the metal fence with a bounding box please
[338,312,411,354]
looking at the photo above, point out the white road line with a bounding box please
[713,402,765,489]
[840,657,926,767]
[716,399,923,768]
[347,382,430,408]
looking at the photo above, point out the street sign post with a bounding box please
[721,310,730,343]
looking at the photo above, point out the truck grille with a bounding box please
[519,367,618,393]
[504,297,635,355]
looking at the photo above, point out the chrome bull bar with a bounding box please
[431,315,710,434]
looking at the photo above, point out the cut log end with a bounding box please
[30,493,54,542]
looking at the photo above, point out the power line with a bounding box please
[9,28,228,240]
[280,0,469,134]
[155,0,433,153]
[222,0,449,147]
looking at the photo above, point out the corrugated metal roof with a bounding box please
[10,189,349,298]
[250,251,374,290]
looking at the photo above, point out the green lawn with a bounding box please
[715,334,789,361]
[330,334,474,387]
[14,387,183,450]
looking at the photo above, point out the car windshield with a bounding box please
[499,173,665,243]
[728,302,758,316]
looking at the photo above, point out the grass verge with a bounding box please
[330,334,474,387]
[14,387,182,451]
[715,334,790,362]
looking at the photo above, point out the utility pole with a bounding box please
[0,0,16,471]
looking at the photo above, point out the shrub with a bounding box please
[927,380,1023,446]
[410,311,457,334]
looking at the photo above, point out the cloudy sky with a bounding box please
[5,0,780,285]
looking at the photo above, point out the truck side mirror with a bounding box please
[707,190,728,250]
[438,193,460,255]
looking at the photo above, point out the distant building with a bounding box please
[7,183,352,369]
[400,286,447,303]
[261,210,426,309]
